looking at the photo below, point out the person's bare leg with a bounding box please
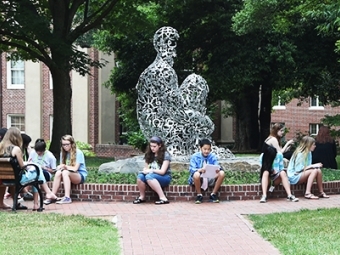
[278,171,292,197]
[261,171,270,197]
[61,171,72,198]
[193,172,202,194]
[33,192,39,210]
[313,169,324,193]
[136,179,147,200]
[51,171,62,195]
[147,179,167,201]
[0,186,10,208]
[212,171,225,194]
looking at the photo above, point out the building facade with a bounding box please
[0,49,119,149]
[271,97,340,140]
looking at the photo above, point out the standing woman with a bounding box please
[287,136,329,199]
[264,123,295,160]
[45,135,87,205]
[312,126,337,169]
[133,136,171,205]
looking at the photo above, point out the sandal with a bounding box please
[133,198,146,204]
[318,192,330,198]
[43,198,58,205]
[304,193,319,199]
[155,199,170,205]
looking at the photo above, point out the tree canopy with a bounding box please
[0,0,121,154]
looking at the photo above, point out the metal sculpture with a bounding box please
[136,26,234,159]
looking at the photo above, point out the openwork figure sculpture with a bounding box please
[136,26,233,159]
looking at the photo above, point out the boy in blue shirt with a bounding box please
[188,139,225,203]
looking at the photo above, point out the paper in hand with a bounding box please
[201,164,220,179]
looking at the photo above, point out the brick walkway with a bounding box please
[8,195,340,255]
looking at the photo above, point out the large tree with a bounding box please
[0,0,120,154]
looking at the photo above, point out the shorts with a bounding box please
[79,173,85,184]
[137,172,171,188]
[199,177,216,187]
[270,172,280,182]
[43,170,51,182]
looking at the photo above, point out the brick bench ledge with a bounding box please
[47,181,340,202]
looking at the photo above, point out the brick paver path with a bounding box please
[9,195,340,255]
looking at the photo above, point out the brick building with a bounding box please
[271,97,340,141]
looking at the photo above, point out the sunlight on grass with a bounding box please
[249,208,340,255]
[0,212,121,255]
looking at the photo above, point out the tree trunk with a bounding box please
[258,83,272,152]
[49,66,72,156]
[233,85,260,152]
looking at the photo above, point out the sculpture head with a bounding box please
[153,26,179,66]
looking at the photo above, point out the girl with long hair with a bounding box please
[265,123,294,159]
[0,127,57,210]
[287,136,329,199]
[259,144,298,203]
[44,135,87,205]
[133,136,171,205]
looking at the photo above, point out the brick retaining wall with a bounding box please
[47,181,340,203]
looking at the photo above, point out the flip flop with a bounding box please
[304,193,319,199]
[155,199,170,205]
[318,192,330,198]
[133,198,146,204]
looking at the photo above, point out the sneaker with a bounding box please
[209,194,220,203]
[260,195,267,203]
[195,195,203,204]
[56,197,72,204]
[22,192,34,201]
[287,195,299,202]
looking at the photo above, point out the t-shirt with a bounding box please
[149,151,171,175]
[60,148,87,178]
[29,149,57,179]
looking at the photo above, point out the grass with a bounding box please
[249,208,340,255]
[0,212,120,255]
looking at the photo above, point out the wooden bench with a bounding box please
[0,157,44,211]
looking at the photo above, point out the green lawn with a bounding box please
[0,212,121,255]
[249,208,340,255]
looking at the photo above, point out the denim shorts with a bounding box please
[137,172,171,187]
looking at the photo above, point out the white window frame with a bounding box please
[49,115,53,140]
[7,59,25,89]
[49,71,53,89]
[273,96,286,110]
[309,124,321,136]
[309,96,324,110]
[7,114,25,132]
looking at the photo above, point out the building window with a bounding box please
[309,96,324,109]
[309,124,321,136]
[273,96,286,110]
[7,115,25,131]
[7,59,25,89]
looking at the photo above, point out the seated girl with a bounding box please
[287,136,329,199]
[0,127,57,210]
[133,136,171,205]
[259,144,299,203]
[45,135,87,205]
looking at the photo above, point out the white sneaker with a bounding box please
[287,195,299,202]
[56,197,72,204]
[260,195,267,203]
